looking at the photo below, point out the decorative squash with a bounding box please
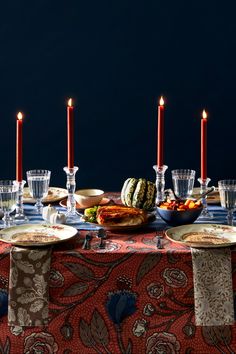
[121,178,156,210]
[49,212,66,224]
[42,205,57,222]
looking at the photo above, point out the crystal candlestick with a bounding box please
[14,180,28,223]
[63,166,80,223]
[153,165,168,205]
[198,177,213,218]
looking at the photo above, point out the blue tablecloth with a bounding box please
[24,203,228,229]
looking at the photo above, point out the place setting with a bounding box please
[146,99,236,329]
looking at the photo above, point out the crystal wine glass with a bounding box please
[171,169,196,199]
[26,170,51,214]
[218,180,236,226]
[0,180,18,228]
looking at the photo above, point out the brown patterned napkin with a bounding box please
[8,246,52,327]
[191,247,234,326]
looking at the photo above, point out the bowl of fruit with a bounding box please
[157,199,203,226]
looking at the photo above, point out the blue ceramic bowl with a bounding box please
[156,205,203,227]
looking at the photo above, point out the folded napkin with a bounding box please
[8,246,52,327]
[191,247,234,326]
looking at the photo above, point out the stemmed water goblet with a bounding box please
[26,170,51,214]
[0,180,18,228]
[218,180,236,226]
[171,169,196,199]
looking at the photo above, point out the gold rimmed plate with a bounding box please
[165,224,236,248]
[23,187,68,204]
[0,224,78,247]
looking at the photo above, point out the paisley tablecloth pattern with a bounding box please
[0,200,235,353]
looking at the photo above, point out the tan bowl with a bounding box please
[74,189,104,208]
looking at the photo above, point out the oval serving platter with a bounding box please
[83,212,156,232]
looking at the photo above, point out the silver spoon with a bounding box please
[195,186,215,202]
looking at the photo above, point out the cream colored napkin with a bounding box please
[8,246,52,327]
[191,247,234,326]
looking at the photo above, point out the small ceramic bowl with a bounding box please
[156,205,203,227]
[74,189,104,208]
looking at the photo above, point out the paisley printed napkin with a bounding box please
[8,246,52,327]
[191,247,234,326]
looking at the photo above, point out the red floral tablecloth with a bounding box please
[0,223,236,354]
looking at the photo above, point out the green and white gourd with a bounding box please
[121,178,156,210]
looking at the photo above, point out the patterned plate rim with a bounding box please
[165,223,236,248]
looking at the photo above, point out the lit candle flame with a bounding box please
[159,96,164,106]
[17,112,23,120]
[202,110,207,119]
[68,98,73,107]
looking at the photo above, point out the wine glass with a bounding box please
[0,180,18,228]
[26,170,51,214]
[218,180,236,226]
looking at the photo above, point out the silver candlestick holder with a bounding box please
[14,180,28,223]
[63,166,81,224]
[153,165,168,205]
[198,177,213,218]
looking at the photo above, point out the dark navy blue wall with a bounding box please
[1,0,236,191]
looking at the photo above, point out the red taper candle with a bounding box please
[67,98,74,168]
[201,109,207,180]
[16,112,23,182]
[157,96,165,167]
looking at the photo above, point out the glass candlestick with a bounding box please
[153,165,168,205]
[63,166,80,224]
[14,180,28,223]
[198,177,213,218]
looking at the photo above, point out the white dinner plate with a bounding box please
[165,223,236,248]
[0,224,78,246]
[23,187,68,204]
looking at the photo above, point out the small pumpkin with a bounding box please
[42,204,57,222]
[49,211,66,224]
[121,178,156,210]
